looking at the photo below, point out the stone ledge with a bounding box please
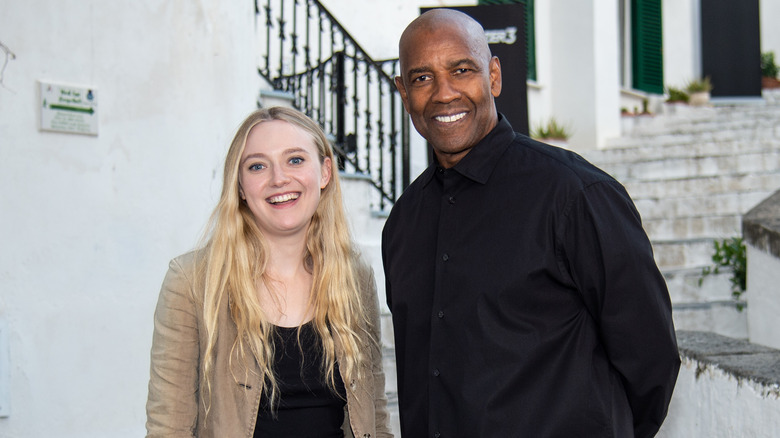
[677,330,780,388]
[744,189,780,259]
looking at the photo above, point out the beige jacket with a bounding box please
[146,250,392,438]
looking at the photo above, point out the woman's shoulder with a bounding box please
[168,247,208,274]
[350,251,374,284]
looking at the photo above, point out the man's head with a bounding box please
[395,9,502,168]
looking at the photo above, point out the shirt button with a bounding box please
[442,253,449,262]
[448,196,455,204]
[433,368,440,377]
[434,432,441,438]
[437,310,444,318]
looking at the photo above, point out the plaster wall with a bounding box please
[0,0,260,436]
[746,243,780,350]
[658,357,780,437]
[761,0,780,57]
[662,0,701,89]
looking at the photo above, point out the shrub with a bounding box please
[685,76,713,93]
[665,86,689,103]
[531,117,571,140]
[699,237,747,309]
[761,51,779,78]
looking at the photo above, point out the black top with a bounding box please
[382,115,680,438]
[254,323,346,438]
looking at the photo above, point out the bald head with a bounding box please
[394,8,502,168]
[399,9,492,71]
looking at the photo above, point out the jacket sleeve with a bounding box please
[146,257,201,438]
[560,180,681,438]
[362,265,394,438]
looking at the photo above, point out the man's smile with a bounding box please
[434,112,467,123]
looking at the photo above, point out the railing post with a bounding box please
[334,50,346,170]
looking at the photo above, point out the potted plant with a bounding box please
[530,117,571,147]
[685,76,712,106]
[761,51,780,89]
[665,86,689,104]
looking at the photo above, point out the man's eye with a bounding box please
[455,68,471,74]
[412,74,431,83]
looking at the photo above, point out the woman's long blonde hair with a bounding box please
[198,106,370,410]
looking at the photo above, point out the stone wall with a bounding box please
[743,190,780,349]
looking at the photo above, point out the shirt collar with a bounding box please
[420,113,515,187]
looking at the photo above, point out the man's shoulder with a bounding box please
[506,133,616,187]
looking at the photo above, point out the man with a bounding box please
[382,9,680,438]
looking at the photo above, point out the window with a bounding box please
[630,0,663,93]
[478,0,536,81]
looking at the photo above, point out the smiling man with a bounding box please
[382,9,680,438]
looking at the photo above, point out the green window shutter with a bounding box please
[631,0,664,94]
[478,0,536,81]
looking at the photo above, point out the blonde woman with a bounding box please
[146,107,392,437]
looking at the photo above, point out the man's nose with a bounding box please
[432,77,460,103]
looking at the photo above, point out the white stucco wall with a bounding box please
[761,0,780,57]
[662,0,701,89]
[746,243,780,350]
[0,1,259,436]
[658,358,780,437]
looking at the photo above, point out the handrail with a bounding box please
[256,0,410,209]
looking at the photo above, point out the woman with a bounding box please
[146,107,392,437]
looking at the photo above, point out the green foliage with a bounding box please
[761,51,779,78]
[531,117,571,140]
[665,86,689,103]
[699,237,747,308]
[685,76,713,93]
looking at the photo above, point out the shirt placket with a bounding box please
[428,168,459,438]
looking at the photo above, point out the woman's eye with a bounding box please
[248,163,265,171]
[289,157,304,165]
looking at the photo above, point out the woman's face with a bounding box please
[238,120,331,240]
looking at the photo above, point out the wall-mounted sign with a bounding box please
[40,81,98,135]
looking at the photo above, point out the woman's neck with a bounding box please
[260,235,315,327]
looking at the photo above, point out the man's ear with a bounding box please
[395,76,410,113]
[489,56,502,98]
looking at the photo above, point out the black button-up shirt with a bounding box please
[382,115,680,437]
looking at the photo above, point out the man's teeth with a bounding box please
[435,112,466,123]
[268,193,300,204]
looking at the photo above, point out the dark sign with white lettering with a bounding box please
[421,4,529,135]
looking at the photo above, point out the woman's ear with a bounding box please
[320,157,332,189]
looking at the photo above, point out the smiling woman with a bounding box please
[146,107,392,438]
[238,120,331,240]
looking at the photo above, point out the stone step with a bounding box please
[633,190,770,220]
[622,172,780,199]
[662,267,735,304]
[597,149,780,182]
[642,215,742,242]
[590,136,779,165]
[671,301,747,338]
[652,239,719,271]
[611,105,780,142]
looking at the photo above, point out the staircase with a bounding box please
[583,89,780,338]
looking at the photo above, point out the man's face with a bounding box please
[395,24,501,168]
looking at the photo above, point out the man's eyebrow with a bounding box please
[447,58,480,70]
[405,58,481,79]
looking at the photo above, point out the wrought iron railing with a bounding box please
[256,0,410,209]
